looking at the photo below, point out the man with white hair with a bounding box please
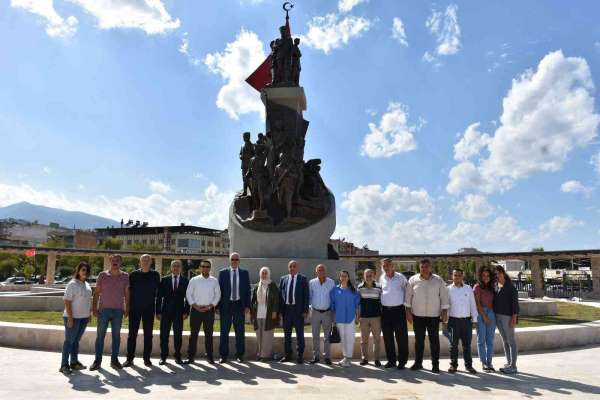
[124,254,161,368]
[308,264,335,365]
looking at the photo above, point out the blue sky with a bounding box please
[1,0,600,253]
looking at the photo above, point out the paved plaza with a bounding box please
[1,345,599,400]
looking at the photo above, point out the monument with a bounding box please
[228,3,349,280]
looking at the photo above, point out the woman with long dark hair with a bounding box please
[60,262,93,374]
[330,270,360,367]
[493,265,519,374]
[474,265,496,372]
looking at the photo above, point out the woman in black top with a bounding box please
[493,265,519,374]
[357,268,382,366]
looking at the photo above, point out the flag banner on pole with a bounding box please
[25,248,36,257]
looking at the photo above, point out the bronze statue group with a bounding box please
[60,254,520,377]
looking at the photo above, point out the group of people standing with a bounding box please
[59,254,520,377]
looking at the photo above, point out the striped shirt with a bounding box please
[358,282,382,318]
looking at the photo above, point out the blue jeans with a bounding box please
[476,307,496,366]
[94,308,123,362]
[61,317,89,367]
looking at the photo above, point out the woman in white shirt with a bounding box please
[60,262,93,374]
[250,267,280,361]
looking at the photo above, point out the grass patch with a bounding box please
[1,302,599,330]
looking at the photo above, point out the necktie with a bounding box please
[288,275,295,305]
[173,276,178,291]
[232,270,238,301]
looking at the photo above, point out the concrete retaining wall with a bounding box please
[1,320,599,359]
[0,296,65,311]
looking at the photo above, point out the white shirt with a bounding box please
[229,266,240,301]
[63,279,92,318]
[257,303,267,319]
[285,274,298,305]
[447,283,478,322]
[186,274,221,307]
[379,272,407,307]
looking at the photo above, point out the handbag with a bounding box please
[329,323,341,344]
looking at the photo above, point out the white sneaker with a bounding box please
[343,358,352,368]
[338,358,347,367]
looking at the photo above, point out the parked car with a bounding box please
[0,277,27,286]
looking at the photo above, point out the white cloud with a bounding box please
[300,14,372,54]
[0,181,233,229]
[453,122,491,162]
[204,29,266,120]
[448,51,600,195]
[591,152,600,174]
[391,17,408,47]
[179,32,202,66]
[338,0,369,13]
[42,166,51,174]
[424,3,461,62]
[342,183,434,216]
[560,180,592,197]
[70,0,180,35]
[11,0,78,37]
[539,216,583,239]
[452,194,494,220]
[148,180,171,194]
[360,102,420,158]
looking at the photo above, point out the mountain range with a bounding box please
[0,202,119,229]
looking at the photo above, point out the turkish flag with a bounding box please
[25,248,36,257]
[245,18,292,92]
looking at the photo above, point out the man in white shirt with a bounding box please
[379,258,409,370]
[308,264,335,365]
[446,268,478,374]
[186,260,221,364]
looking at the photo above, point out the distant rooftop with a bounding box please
[96,224,225,236]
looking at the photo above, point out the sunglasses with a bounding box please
[80,268,90,273]
[231,258,240,261]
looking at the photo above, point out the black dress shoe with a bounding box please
[111,360,123,370]
[69,361,86,370]
[466,366,478,374]
[59,365,72,374]
[296,357,304,364]
[374,360,382,367]
[360,358,369,366]
[184,358,194,364]
[236,355,244,363]
[158,359,167,366]
[89,360,101,371]
[174,357,183,365]
[448,365,458,373]
[384,361,396,368]
[219,358,228,364]
[324,358,332,365]
[122,359,134,368]
[279,355,293,363]
[432,365,440,373]
[397,364,405,370]
[309,358,319,364]
[409,363,423,371]
[144,359,153,367]
[207,357,215,364]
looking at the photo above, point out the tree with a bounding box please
[532,247,545,252]
[98,238,122,250]
[0,259,18,280]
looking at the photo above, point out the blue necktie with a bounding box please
[232,270,238,301]
[288,275,295,305]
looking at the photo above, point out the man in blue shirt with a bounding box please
[279,260,309,364]
[308,264,335,365]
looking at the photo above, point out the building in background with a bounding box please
[0,218,98,248]
[96,224,230,255]
[329,238,379,257]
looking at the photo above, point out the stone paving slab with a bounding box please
[1,345,599,400]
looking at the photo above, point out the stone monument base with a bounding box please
[231,258,355,283]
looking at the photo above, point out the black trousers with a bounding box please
[448,317,473,367]
[282,305,305,357]
[189,309,215,359]
[127,308,155,361]
[413,316,440,366]
[159,311,184,359]
[381,305,408,366]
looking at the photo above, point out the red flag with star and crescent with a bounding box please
[245,17,291,92]
[25,248,36,257]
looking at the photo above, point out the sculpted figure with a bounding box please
[291,38,301,86]
[239,132,255,196]
[273,26,293,84]
[274,152,300,218]
[247,145,270,211]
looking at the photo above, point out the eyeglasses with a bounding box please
[81,268,90,273]
[201,265,211,268]
[231,258,240,261]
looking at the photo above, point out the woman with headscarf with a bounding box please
[251,266,280,361]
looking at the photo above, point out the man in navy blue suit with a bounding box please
[279,260,309,364]
[217,252,251,363]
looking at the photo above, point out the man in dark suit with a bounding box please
[156,259,189,365]
[279,260,309,364]
[217,252,251,363]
